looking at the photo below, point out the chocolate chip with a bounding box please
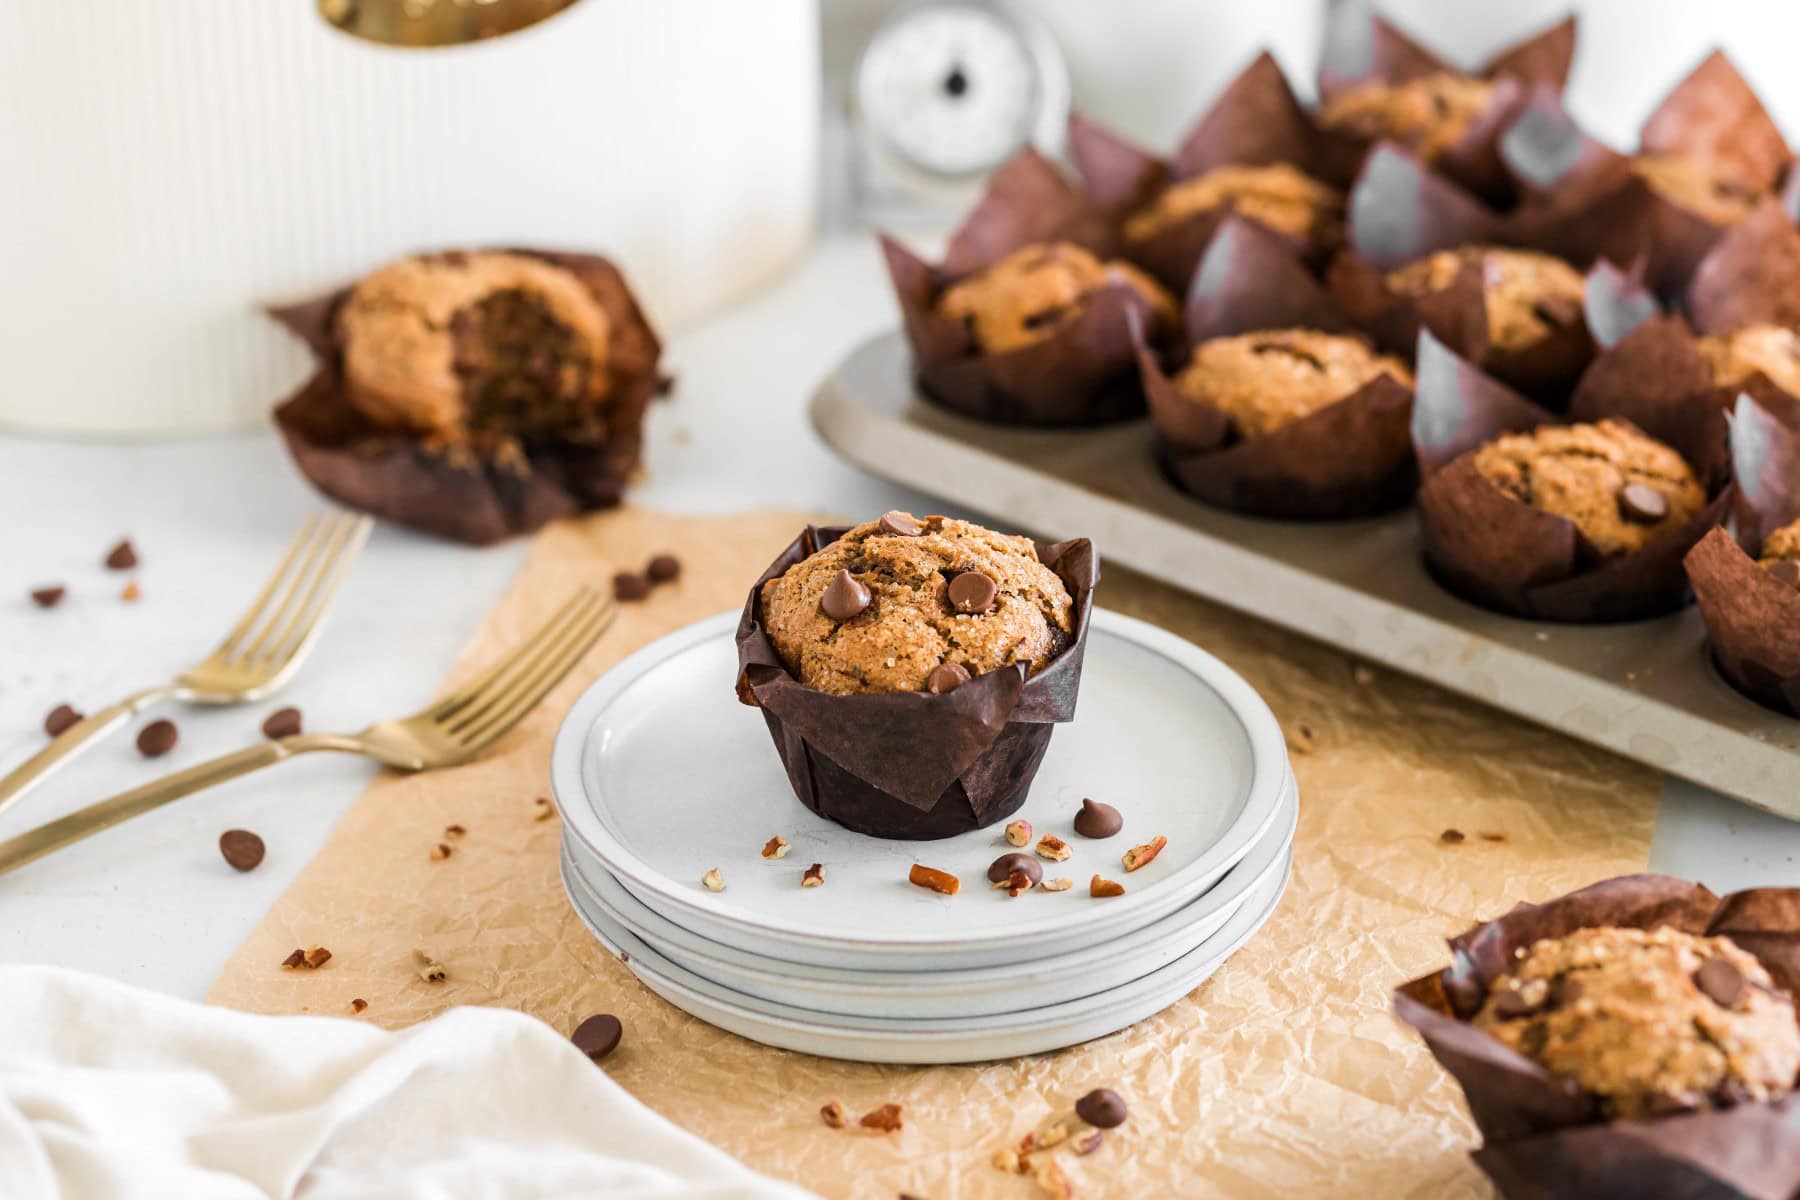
[104,539,138,570]
[1075,1088,1127,1128]
[646,554,681,583]
[1616,482,1669,525]
[1073,797,1123,839]
[1768,559,1800,590]
[29,585,65,608]
[986,852,1043,886]
[44,704,82,737]
[1490,986,1542,1019]
[877,510,924,536]
[926,663,971,694]
[946,570,998,614]
[820,569,872,621]
[1548,975,1582,1009]
[572,1013,623,1061]
[612,571,651,601]
[262,707,303,739]
[1695,958,1746,1008]
[1440,828,1465,844]
[136,718,178,758]
[1531,293,1583,327]
[219,829,266,872]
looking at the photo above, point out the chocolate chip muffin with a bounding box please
[937,242,1176,354]
[1471,419,1706,557]
[757,514,1074,696]
[1698,324,1800,397]
[1386,246,1587,352]
[1171,330,1413,437]
[1758,518,1800,590]
[1124,163,1345,247]
[1473,926,1800,1119]
[337,251,614,438]
[1317,73,1497,162]
[1632,153,1764,226]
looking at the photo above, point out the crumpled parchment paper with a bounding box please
[209,506,1657,1199]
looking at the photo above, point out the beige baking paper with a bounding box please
[210,506,1658,1199]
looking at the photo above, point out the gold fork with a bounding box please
[0,513,373,818]
[0,588,617,878]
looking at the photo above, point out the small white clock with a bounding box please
[850,0,1070,218]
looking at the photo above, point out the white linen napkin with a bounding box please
[0,966,817,1200]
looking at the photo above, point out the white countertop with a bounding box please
[1,236,1796,1001]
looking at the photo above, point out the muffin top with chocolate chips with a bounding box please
[758,514,1075,696]
[1316,73,1496,162]
[1123,163,1345,247]
[1632,153,1764,227]
[1472,925,1800,1119]
[336,251,614,439]
[1759,518,1800,590]
[1386,245,1587,352]
[1173,330,1412,437]
[937,242,1175,354]
[1698,324,1800,397]
[1471,420,1705,557]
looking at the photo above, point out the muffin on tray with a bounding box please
[1385,246,1587,359]
[1317,74,1499,165]
[936,243,1174,356]
[1171,330,1412,438]
[1697,324,1800,397]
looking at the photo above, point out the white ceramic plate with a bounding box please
[550,609,1290,972]
[562,845,1292,1064]
[560,775,1295,1020]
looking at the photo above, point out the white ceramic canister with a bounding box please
[0,0,819,436]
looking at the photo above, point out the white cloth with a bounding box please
[0,966,816,1200]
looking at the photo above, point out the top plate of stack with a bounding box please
[550,608,1290,972]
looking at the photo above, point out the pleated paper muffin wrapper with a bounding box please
[881,149,1174,427]
[270,250,663,546]
[1315,6,1576,204]
[1134,217,1415,520]
[1685,397,1800,716]
[1411,329,1731,622]
[1394,873,1800,1200]
[1067,52,1340,293]
[1327,147,1597,403]
[734,525,1098,841]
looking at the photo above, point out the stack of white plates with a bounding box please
[549,609,1297,1064]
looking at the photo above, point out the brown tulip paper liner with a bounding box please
[1067,52,1337,292]
[1412,330,1730,622]
[1686,397,1800,716]
[1133,217,1415,519]
[1395,873,1800,1200]
[270,250,662,546]
[1316,4,1576,203]
[1685,201,1800,336]
[1641,50,1794,197]
[734,526,1098,841]
[1331,147,1595,403]
[882,149,1172,427]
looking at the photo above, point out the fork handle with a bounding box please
[0,733,351,879]
[0,686,175,819]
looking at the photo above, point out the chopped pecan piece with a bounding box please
[801,863,825,888]
[412,949,447,983]
[908,864,960,895]
[859,1103,903,1132]
[761,835,791,859]
[1090,875,1126,898]
[1122,835,1166,872]
[429,842,453,861]
[1035,834,1072,862]
[820,1099,847,1129]
[1004,819,1033,847]
[1034,1157,1075,1199]
[701,868,726,892]
[1041,877,1073,892]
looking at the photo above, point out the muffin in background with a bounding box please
[1318,74,1496,163]
[1386,246,1587,355]
[1697,324,1800,397]
[1172,330,1412,438]
[1631,154,1766,227]
[937,243,1175,355]
[1123,164,1344,256]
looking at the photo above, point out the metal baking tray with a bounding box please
[811,331,1800,822]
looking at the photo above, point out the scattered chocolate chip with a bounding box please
[1490,986,1542,1019]
[219,829,265,872]
[571,1013,623,1061]
[1768,559,1800,590]
[947,570,998,614]
[429,843,453,861]
[136,719,178,758]
[878,510,924,536]
[612,571,651,601]
[262,707,303,739]
[350,997,368,1014]
[29,585,65,608]
[1073,797,1123,839]
[445,823,466,838]
[1695,958,1746,1008]
[986,852,1043,887]
[820,568,872,620]
[646,554,681,583]
[44,704,82,737]
[1616,482,1669,525]
[1440,828,1465,844]
[1531,293,1583,327]
[104,539,138,570]
[1548,975,1582,1009]
[925,662,971,694]
[1075,1088,1127,1128]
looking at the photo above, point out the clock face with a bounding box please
[856,3,1044,181]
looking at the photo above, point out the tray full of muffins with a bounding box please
[814,14,1800,820]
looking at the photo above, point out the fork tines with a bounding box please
[211,513,373,671]
[435,589,617,748]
